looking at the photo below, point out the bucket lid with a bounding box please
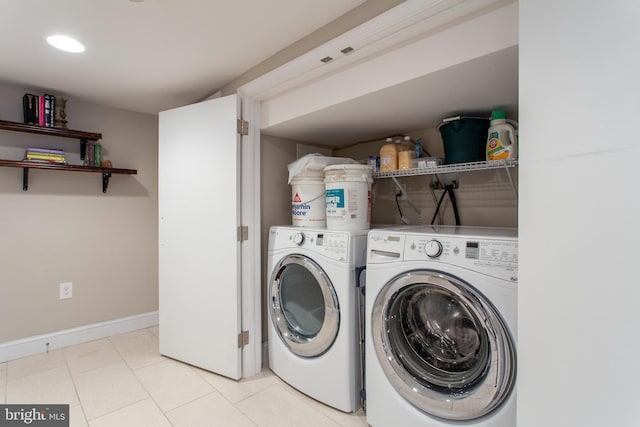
[323,164,373,173]
[324,164,373,184]
[291,168,325,181]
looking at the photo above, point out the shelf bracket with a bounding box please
[22,167,29,191]
[102,171,111,193]
[505,166,518,198]
[431,173,459,190]
[390,176,421,218]
[80,138,88,161]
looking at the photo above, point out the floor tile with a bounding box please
[167,392,257,427]
[193,366,278,404]
[70,404,88,427]
[147,326,159,337]
[272,375,367,427]
[64,339,123,374]
[6,366,79,406]
[6,349,67,381]
[110,330,165,370]
[236,383,340,427]
[107,329,149,343]
[88,398,171,427]
[134,358,214,412]
[72,361,148,420]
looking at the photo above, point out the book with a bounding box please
[26,153,66,160]
[38,95,45,126]
[27,147,65,155]
[94,144,101,167]
[22,93,36,124]
[44,94,52,127]
[24,158,67,164]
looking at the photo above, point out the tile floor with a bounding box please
[0,327,367,426]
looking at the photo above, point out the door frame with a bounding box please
[239,94,262,377]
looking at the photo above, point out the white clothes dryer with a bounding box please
[365,226,518,427]
[267,226,368,413]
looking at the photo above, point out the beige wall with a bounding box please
[0,83,158,343]
[260,134,300,338]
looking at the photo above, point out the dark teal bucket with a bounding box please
[438,117,490,164]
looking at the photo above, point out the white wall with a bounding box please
[519,1,640,426]
[0,83,158,345]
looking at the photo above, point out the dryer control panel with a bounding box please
[269,227,358,263]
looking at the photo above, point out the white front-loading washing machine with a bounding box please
[365,225,518,427]
[267,226,368,412]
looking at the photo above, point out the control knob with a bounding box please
[424,239,443,258]
[293,232,305,246]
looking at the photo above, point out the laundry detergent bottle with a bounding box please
[486,110,517,160]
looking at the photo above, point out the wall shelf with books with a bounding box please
[0,120,137,193]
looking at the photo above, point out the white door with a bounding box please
[158,95,242,379]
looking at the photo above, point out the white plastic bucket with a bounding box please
[324,164,373,230]
[291,169,326,227]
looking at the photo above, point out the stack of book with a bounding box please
[22,93,56,127]
[85,142,102,167]
[24,148,66,164]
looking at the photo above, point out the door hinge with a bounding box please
[237,226,248,242]
[237,119,249,136]
[238,330,249,348]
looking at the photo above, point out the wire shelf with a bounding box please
[373,159,518,179]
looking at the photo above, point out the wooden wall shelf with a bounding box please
[0,160,137,193]
[0,120,136,193]
[0,120,101,141]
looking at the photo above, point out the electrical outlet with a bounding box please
[59,282,72,300]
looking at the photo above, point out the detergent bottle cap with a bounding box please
[491,110,507,121]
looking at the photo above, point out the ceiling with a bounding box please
[0,0,368,115]
[262,45,519,146]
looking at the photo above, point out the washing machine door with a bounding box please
[371,269,516,421]
[270,254,339,358]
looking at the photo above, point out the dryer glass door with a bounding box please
[270,254,339,357]
[371,270,516,421]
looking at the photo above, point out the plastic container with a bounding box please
[486,110,518,160]
[438,117,490,164]
[398,136,418,169]
[413,156,443,169]
[291,169,326,227]
[324,164,373,230]
[398,149,417,169]
[379,138,398,172]
[414,137,424,158]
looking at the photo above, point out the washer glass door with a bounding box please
[372,270,516,421]
[270,254,339,357]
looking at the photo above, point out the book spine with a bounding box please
[38,95,45,126]
[87,142,94,167]
[27,147,65,155]
[48,94,55,127]
[26,155,66,161]
[94,144,101,167]
[44,94,52,127]
[25,158,66,164]
[23,94,36,124]
[22,94,32,124]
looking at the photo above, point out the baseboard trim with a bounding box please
[0,311,159,363]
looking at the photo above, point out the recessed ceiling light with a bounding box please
[46,35,85,53]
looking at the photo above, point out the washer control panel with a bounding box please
[368,229,518,281]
